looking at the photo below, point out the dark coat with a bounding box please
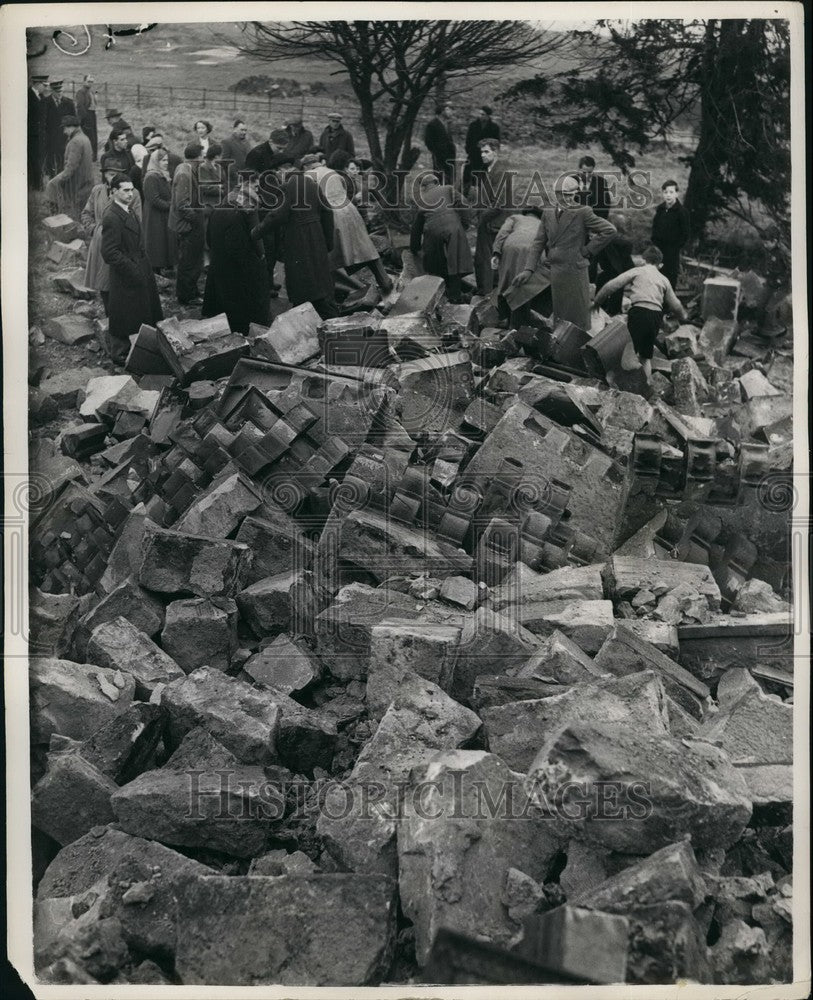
[474,158,513,293]
[104,148,135,176]
[203,204,270,333]
[143,171,176,269]
[596,232,635,315]
[652,199,691,250]
[410,185,472,277]
[246,142,291,174]
[464,118,501,172]
[281,127,315,166]
[575,172,612,219]
[169,160,205,238]
[28,89,46,186]
[220,136,251,188]
[424,116,456,176]
[253,170,334,306]
[44,95,76,174]
[319,125,355,162]
[75,85,98,158]
[100,201,163,344]
[104,119,135,152]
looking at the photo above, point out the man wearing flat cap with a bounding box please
[44,115,94,219]
[44,81,76,176]
[28,75,48,189]
[281,115,315,167]
[319,111,355,164]
[464,105,501,195]
[75,74,99,160]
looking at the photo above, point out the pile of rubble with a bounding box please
[28,215,794,986]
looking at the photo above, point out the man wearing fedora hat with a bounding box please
[28,74,49,188]
[104,109,135,152]
[319,111,355,164]
[44,81,76,176]
[75,74,99,160]
[281,115,314,167]
[44,115,94,219]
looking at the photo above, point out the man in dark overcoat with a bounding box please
[281,116,315,167]
[203,171,270,334]
[100,174,163,363]
[319,112,355,163]
[463,106,501,194]
[28,74,48,189]
[424,103,456,185]
[44,81,75,177]
[247,128,292,288]
[252,166,337,319]
[651,179,691,291]
[75,74,99,160]
[169,143,206,305]
[473,139,512,296]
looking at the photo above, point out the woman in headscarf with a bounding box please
[409,173,472,303]
[304,153,393,295]
[129,142,147,197]
[143,146,176,275]
[80,152,143,315]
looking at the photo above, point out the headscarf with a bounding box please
[131,143,147,169]
[145,147,171,182]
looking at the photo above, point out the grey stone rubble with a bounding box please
[29,241,794,986]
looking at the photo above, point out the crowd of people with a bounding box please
[29,76,697,377]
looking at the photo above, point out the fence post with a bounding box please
[104,82,108,107]
[136,84,140,108]
[169,87,173,104]
[233,90,237,111]
[202,88,206,108]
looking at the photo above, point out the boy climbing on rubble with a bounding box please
[591,244,688,380]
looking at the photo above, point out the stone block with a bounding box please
[670,357,710,416]
[163,727,238,772]
[156,313,249,384]
[514,906,628,985]
[367,620,461,719]
[398,750,563,963]
[42,214,81,242]
[79,374,150,421]
[79,703,166,785]
[389,350,474,436]
[439,575,478,610]
[29,657,136,745]
[46,238,86,266]
[699,317,738,363]
[389,274,445,317]
[451,607,541,704]
[700,667,792,764]
[319,312,390,368]
[161,598,238,673]
[608,555,721,610]
[124,323,174,376]
[662,324,701,359]
[594,623,710,718]
[381,314,441,361]
[471,675,569,710]
[60,423,107,459]
[336,509,472,584]
[138,525,252,599]
[236,513,315,584]
[236,570,318,638]
[29,589,81,658]
[243,633,321,694]
[619,619,680,657]
[702,275,740,322]
[32,753,117,845]
[737,368,782,400]
[173,472,262,538]
[481,670,670,772]
[52,268,96,299]
[318,675,481,876]
[161,666,280,764]
[271,691,339,775]
[515,629,605,685]
[173,874,397,985]
[251,302,322,364]
[490,562,605,608]
[248,849,318,876]
[38,367,108,409]
[623,901,713,984]
[526,721,753,853]
[111,766,278,858]
[97,507,148,595]
[516,599,614,654]
[87,617,184,698]
[74,578,165,658]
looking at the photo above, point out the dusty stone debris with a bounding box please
[28,233,796,987]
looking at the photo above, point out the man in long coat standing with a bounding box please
[43,115,95,219]
[319,112,355,163]
[44,81,75,177]
[463,106,500,194]
[424,103,456,184]
[203,171,270,334]
[75,74,99,160]
[28,74,48,189]
[474,139,512,296]
[514,175,616,331]
[101,174,163,363]
[169,143,206,305]
[251,165,337,319]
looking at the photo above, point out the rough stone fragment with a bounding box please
[74,578,165,658]
[490,562,605,608]
[44,314,95,345]
[173,472,262,538]
[738,368,782,400]
[620,619,680,657]
[398,750,563,963]
[663,324,701,359]
[251,302,322,364]
[38,367,108,409]
[32,752,117,845]
[700,668,792,764]
[174,874,397,985]
[451,607,540,704]
[515,629,605,685]
[733,578,789,614]
[594,623,710,719]
[47,238,86,266]
[514,906,629,984]
[709,918,771,985]
[87,617,184,697]
[30,589,80,659]
[79,703,166,784]
[559,840,612,900]
[52,267,96,299]
[367,620,461,719]
[160,597,238,674]
[161,666,280,764]
[702,275,740,322]
[163,727,238,771]
[526,721,753,854]
[36,826,210,901]
[29,658,136,745]
[609,556,721,610]
[389,274,445,317]
[243,633,321,694]
[236,570,318,638]
[59,422,108,459]
[670,357,710,416]
[138,525,252,599]
[517,599,614,654]
[318,675,481,876]
[438,575,478,610]
[236,513,315,584]
[112,766,278,858]
[482,670,670,772]
[389,350,474,435]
